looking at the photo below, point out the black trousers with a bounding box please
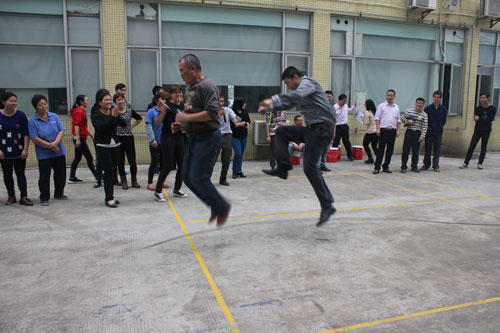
[1,158,28,198]
[93,141,102,182]
[269,135,277,169]
[148,144,162,184]
[374,129,397,170]
[464,130,491,165]
[401,130,421,169]
[218,133,232,180]
[156,134,185,193]
[38,155,66,201]
[96,146,119,202]
[333,124,353,159]
[274,124,334,210]
[70,137,97,179]
[423,134,443,169]
[117,135,137,181]
[362,133,378,160]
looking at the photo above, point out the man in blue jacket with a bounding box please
[421,90,447,172]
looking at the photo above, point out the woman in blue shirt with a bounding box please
[0,92,33,206]
[28,94,67,206]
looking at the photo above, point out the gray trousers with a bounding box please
[219,133,233,180]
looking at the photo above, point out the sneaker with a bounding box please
[319,165,331,172]
[173,190,188,198]
[68,177,82,184]
[478,163,483,170]
[40,200,49,206]
[411,168,420,173]
[19,197,33,206]
[5,196,16,205]
[154,192,166,202]
[459,163,468,169]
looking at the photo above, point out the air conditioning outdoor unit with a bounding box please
[408,0,437,10]
[481,0,500,18]
[253,120,268,145]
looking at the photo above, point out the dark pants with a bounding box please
[401,130,421,169]
[70,137,97,179]
[269,135,277,169]
[93,141,102,182]
[232,137,247,173]
[374,129,397,171]
[182,130,229,214]
[464,130,491,165]
[333,124,353,159]
[218,133,232,180]
[317,142,330,167]
[38,155,66,201]
[148,144,162,184]
[117,135,137,181]
[96,146,119,202]
[156,134,184,193]
[363,133,378,160]
[423,134,443,169]
[274,124,334,210]
[1,158,27,198]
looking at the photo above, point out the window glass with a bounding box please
[130,50,157,111]
[67,0,100,45]
[286,55,309,75]
[126,2,158,46]
[330,17,353,55]
[71,49,100,110]
[444,29,464,63]
[285,13,310,52]
[331,59,352,101]
[161,5,281,51]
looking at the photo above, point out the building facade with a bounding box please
[1,0,498,166]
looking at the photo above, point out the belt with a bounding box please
[221,133,232,136]
[306,122,331,129]
[407,129,421,132]
[380,128,396,131]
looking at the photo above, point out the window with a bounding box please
[126,3,311,112]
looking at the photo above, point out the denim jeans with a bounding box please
[231,136,247,173]
[183,130,229,214]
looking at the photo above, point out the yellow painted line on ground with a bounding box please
[183,196,480,223]
[394,172,500,201]
[318,296,500,332]
[164,190,239,333]
[353,172,500,219]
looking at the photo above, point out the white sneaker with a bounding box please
[173,190,188,198]
[478,163,483,170]
[459,163,468,169]
[154,192,166,202]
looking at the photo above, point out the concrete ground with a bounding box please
[1,153,499,333]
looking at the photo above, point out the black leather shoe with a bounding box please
[262,168,288,179]
[219,179,230,186]
[232,172,238,179]
[105,201,118,208]
[419,166,429,171]
[400,168,407,173]
[383,169,392,173]
[319,165,331,172]
[317,206,337,227]
[238,171,246,178]
[411,168,420,173]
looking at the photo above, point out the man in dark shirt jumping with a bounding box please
[259,66,337,227]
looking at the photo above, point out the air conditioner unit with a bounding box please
[253,120,268,145]
[408,0,437,10]
[481,0,500,18]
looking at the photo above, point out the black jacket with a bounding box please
[91,105,126,145]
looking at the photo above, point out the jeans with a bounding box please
[70,137,97,180]
[274,124,335,210]
[401,130,421,169]
[1,158,28,198]
[362,133,378,160]
[38,155,66,201]
[333,124,353,159]
[96,146,119,202]
[423,134,443,169]
[117,135,137,181]
[218,134,232,180]
[374,129,397,171]
[232,137,247,173]
[183,130,229,214]
[464,130,491,165]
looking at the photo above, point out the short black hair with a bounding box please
[338,94,347,101]
[0,91,16,109]
[180,54,202,71]
[281,66,303,80]
[152,85,163,95]
[115,83,126,91]
[293,115,303,122]
[480,91,491,99]
[387,89,396,96]
[31,94,47,109]
[325,90,333,95]
[432,90,443,98]
[416,97,425,104]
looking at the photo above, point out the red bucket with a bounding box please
[291,155,301,165]
[326,148,339,163]
[352,146,363,160]
[337,146,342,160]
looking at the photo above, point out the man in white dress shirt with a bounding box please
[333,94,356,161]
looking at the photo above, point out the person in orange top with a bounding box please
[69,95,98,184]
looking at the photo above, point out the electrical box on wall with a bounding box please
[481,0,500,18]
[408,0,437,10]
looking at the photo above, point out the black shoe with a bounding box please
[433,167,440,172]
[365,158,374,164]
[238,171,246,178]
[262,168,288,179]
[383,169,392,173]
[105,201,118,208]
[400,168,407,173]
[68,177,82,184]
[319,165,331,172]
[348,157,354,161]
[54,195,68,200]
[419,166,429,171]
[219,179,230,186]
[232,172,238,179]
[317,206,337,227]
[373,169,380,174]
[114,179,122,186]
[93,181,102,188]
[411,168,420,173]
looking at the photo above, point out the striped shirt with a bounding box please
[402,109,428,139]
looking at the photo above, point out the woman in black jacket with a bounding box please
[91,89,126,208]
